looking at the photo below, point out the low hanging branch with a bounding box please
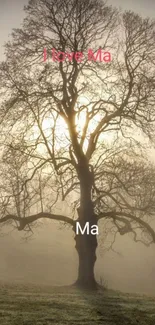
[98,211,155,244]
[0,212,75,230]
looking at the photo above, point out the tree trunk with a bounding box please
[74,225,98,290]
[72,154,98,289]
[74,200,98,290]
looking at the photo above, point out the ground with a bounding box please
[0,283,155,324]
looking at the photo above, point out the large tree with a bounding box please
[0,0,155,289]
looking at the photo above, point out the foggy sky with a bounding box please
[109,0,155,18]
[0,0,155,294]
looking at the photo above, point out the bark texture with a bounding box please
[74,173,98,290]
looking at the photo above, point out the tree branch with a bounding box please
[0,212,75,230]
[98,211,155,243]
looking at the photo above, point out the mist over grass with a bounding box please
[1,223,155,295]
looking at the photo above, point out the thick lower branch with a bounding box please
[0,212,75,230]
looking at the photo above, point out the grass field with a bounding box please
[0,283,155,324]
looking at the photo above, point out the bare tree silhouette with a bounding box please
[0,0,155,289]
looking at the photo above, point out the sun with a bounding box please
[41,95,91,138]
[28,94,113,155]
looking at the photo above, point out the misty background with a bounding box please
[0,0,155,295]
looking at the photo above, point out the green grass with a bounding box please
[0,283,155,324]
